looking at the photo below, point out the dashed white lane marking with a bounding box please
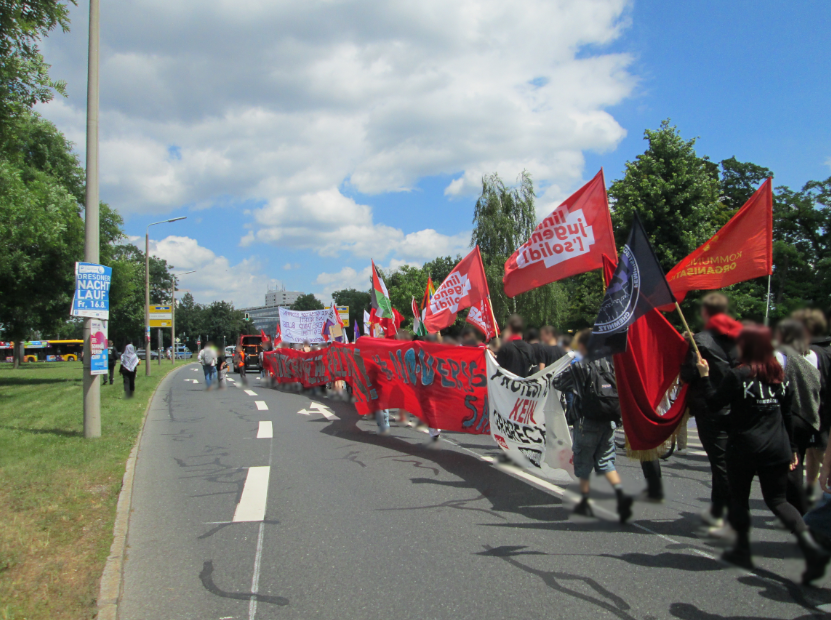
[192,379,199,384]
[233,466,270,522]
[257,421,273,438]
[817,604,831,612]
[255,401,268,411]
[244,389,258,396]
[192,368,199,371]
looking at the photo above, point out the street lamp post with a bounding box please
[145,217,186,376]
[170,271,195,364]
[82,0,100,438]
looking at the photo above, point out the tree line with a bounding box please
[334,121,830,336]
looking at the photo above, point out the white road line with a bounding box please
[248,521,265,620]
[192,379,199,384]
[233,466,270,523]
[244,389,258,396]
[255,401,268,411]
[256,421,273,438]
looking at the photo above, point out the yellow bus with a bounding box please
[0,340,85,362]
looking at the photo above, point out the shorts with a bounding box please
[572,418,616,480]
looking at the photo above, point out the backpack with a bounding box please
[580,358,621,423]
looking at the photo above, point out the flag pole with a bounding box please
[487,295,501,343]
[675,302,701,361]
[764,274,772,327]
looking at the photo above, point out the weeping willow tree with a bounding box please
[471,171,568,329]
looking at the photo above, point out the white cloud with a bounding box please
[39,0,636,261]
[314,258,418,299]
[148,235,276,308]
[826,156,831,171]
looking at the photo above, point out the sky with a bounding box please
[37,0,831,309]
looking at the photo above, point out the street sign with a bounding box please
[149,305,173,328]
[325,305,350,326]
[71,262,112,319]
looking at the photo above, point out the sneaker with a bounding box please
[700,508,724,529]
[708,523,737,543]
[617,495,634,524]
[573,498,594,518]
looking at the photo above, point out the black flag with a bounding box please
[586,212,676,360]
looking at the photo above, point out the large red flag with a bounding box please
[604,255,690,451]
[423,247,490,333]
[665,178,773,303]
[503,169,617,297]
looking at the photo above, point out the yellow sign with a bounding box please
[149,305,172,328]
[325,306,350,326]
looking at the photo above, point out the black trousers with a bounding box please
[787,418,815,515]
[122,369,136,396]
[727,456,805,535]
[695,414,730,517]
[641,459,663,498]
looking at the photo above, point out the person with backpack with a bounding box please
[553,328,634,523]
[680,292,741,533]
[776,319,822,515]
[198,342,218,390]
[496,315,537,378]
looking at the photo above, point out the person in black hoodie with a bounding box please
[680,293,741,532]
[696,325,830,583]
[496,315,537,378]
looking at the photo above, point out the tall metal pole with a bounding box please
[171,282,176,364]
[83,0,101,439]
[145,231,151,376]
[764,274,772,327]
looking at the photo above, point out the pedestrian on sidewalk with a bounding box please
[107,339,119,385]
[120,344,140,398]
[680,292,741,532]
[695,325,830,583]
[199,342,218,390]
[553,328,634,523]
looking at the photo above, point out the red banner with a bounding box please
[503,169,617,297]
[263,340,490,433]
[665,178,773,304]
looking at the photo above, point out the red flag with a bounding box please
[665,178,773,303]
[370,307,403,338]
[602,254,689,451]
[260,329,270,344]
[423,247,490,332]
[614,310,690,451]
[503,169,617,297]
[465,298,499,340]
[274,325,282,346]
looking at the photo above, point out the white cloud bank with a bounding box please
[148,236,276,308]
[39,0,636,263]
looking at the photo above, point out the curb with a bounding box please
[95,363,192,620]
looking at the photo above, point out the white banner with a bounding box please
[278,308,331,344]
[487,352,575,480]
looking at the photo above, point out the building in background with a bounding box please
[265,286,302,308]
[240,286,305,336]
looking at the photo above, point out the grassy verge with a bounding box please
[0,360,189,620]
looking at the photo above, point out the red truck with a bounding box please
[235,335,262,373]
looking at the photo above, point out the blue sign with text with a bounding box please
[72,262,112,319]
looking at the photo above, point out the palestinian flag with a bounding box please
[371,260,394,318]
[412,297,428,337]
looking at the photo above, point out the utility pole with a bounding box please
[170,271,195,364]
[145,217,186,376]
[83,0,101,439]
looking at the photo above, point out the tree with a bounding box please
[470,171,569,329]
[332,288,371,330]
[291,293,324,311]
[0,0,74,131]
[609,120,721,273]
[0,159,83,366]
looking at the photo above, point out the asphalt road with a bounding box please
[120,363,831,620]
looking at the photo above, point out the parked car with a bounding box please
[224,346,235,360]
[169,344,193,359]
[136,348,159,360]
